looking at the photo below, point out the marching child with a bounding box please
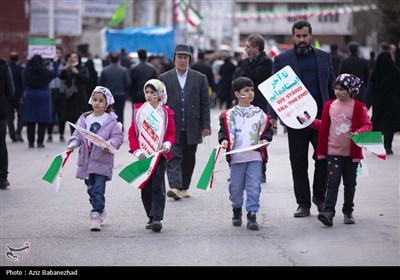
[67,86,124,231]
[300,74,372,226]
[128,79,176,233]
[218,77,273,230]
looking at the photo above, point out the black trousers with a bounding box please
[141,157,167,221]
[7,99,23,140]
[0,119,8,180]
[27,123,47,146]
[287,126,327,208]
[167,132,198,190]
[325,155,358,216]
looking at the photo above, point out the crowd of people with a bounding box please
[1,20,399,232]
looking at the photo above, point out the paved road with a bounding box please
[1,106,399,267]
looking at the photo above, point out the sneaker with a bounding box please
[99,210,107,226]
[89,212,101,231]
[180,190,191,198]
[151,220,162,232]
[0,179,10,190]
[317,212,333,227]
[246,212,260,230]
[344,213,355,224]
[167,188,182,200]
[232,207,242,226]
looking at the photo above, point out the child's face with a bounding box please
[334,85,351,102]
[91,92,107,114]
[144,86,160,108]
[235,86,254,106]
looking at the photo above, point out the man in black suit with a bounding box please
[159,44,211,200]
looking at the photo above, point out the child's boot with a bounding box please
[246,212,259,230]
[232,207,242,226]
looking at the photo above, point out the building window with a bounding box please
[257,3,273,22]
[318,4,339,23]
[287,3,308,22]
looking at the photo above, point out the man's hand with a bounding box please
[202,129,211,137]
[270,119,278,134]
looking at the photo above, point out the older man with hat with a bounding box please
[159,44,211,200]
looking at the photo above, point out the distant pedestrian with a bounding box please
[338,41,369,102]
[218,77,273,230]
[23,55,58,148]
[128,79,176,232]
[0,58,15,190]
[99,53,131,129]
[300,74,372,226]
[7,52,25,143]
[67,86,124,231]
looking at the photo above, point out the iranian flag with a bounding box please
[119,152,162,189]
[42,150,72,192]
[176,0,203,27]
[351,131,386,160]
[197,146,222,191]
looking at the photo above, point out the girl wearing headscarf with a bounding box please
[303,74,372,227]
[128,79,176,233]
[67,86,124,231]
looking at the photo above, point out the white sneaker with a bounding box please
[89,212,101,231]
[180,190,191,198]
[167,188,183,200]
[99,210,107,226]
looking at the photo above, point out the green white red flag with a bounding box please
[42,150,72,192]
[351,131,386,160]
[197,146,222,191]
[174,0,203,27]
[119,152,162,189]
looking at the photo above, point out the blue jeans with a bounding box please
[325,155,358,216]
[85,174,107,213]
[229,161,262,213]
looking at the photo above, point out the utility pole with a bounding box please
[124,0,134,27]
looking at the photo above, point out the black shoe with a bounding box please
[344,213,355,224]
[47,135,53,142]
[0,179,10,190]
[232,207,242,226]
[28,143,35,148]
[37,143,45,148]
[293,206,310,217]
[60,135,65,142]
[11,138,18,143]
[151,221,162,232]
[318,212,333,226]
[246,212,259,230]
[386,149,393,155]
[312,196,325,212]
[261,172,266,183]
[16,135,24,142]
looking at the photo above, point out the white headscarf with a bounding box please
[143,79,168,104]
[88,86,115,106]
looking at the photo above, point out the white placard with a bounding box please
[258,66,318,129]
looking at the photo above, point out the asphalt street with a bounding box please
[0,105,399,267]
